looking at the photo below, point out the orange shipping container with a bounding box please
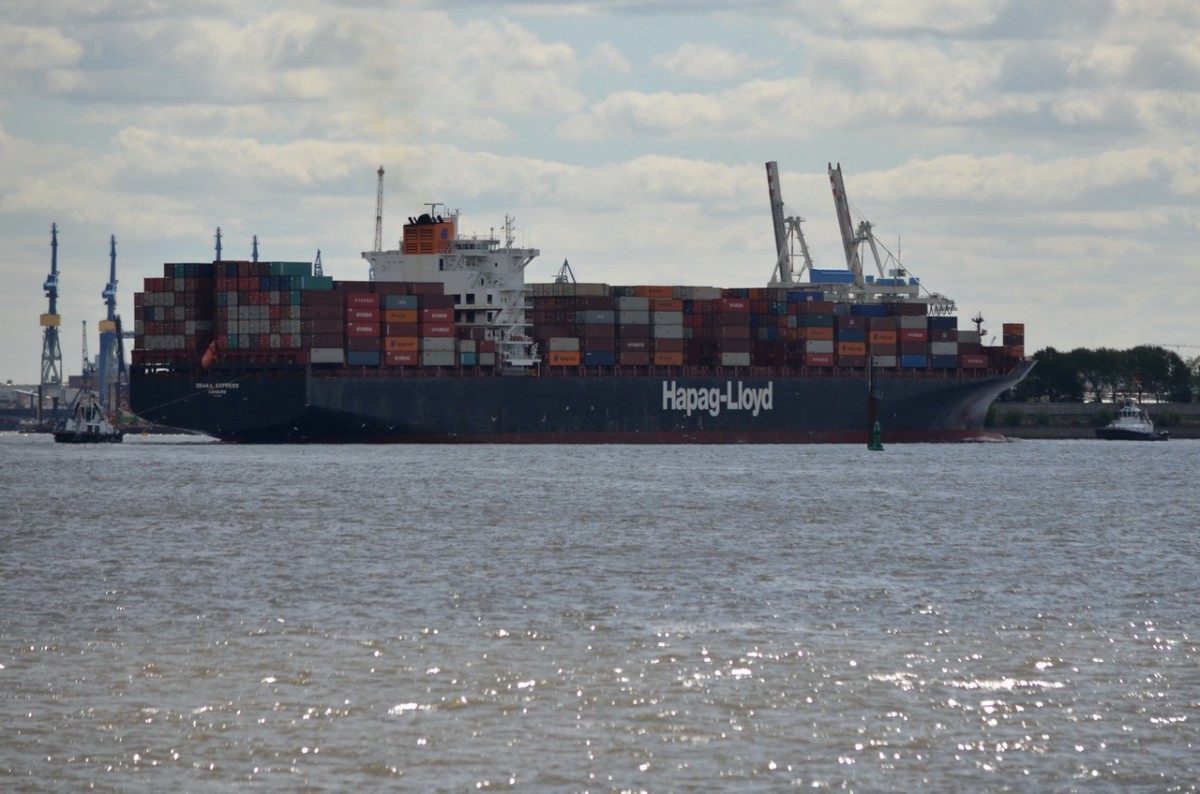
[801,327,835,341]
[547,351,581,366]
[384,336,419,352]
[869,331,897,345]
[651,298,683,312]
[837,341,867,356]
[383,309,418,323]
[653,351,685,366]
[633,285,674,299]
[1001,323,1025,335]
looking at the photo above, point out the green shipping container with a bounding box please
[268,261,313,277]
[298,276,334,291]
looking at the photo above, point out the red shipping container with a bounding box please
[344,293,377,308]
[805,353,835,367]
[346,322,380,337]
[385,351,419,366]
[347,336,381,351]
[347,307,380,323]
[900,329,928,342]
[421,308,453,323]
[714,298,750,313]
[421,324,455,338]
[960,354,988,368]
[618,351,651,366]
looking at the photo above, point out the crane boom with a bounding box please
[765,162,791,283]
[828,162,864,285]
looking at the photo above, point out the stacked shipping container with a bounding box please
[135,266,1020,375]
[530,283,1011,371]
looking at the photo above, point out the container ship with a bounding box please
[129,162,1032,443]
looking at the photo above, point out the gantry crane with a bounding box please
[38,223,65,425]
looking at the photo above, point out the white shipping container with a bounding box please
[548,337,580,352]
[652,324,684,339]
[652,311,684,325]
[721,352,751,367]
[459,339,477,353]
[479,352,496,366]
[310,347,345,364]
[805,340,835,354]
[898,315,926,329]
[616,296,650,311]
[421,337,456,353]
[421,351,456,366]
[873,355,898,368]
[957,330,981,344]
[930,341,959,356]
[618,310,650,325]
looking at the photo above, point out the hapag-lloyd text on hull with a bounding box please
[662,380,774,418]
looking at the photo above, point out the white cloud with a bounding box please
[652,43,760,80]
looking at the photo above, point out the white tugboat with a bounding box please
[53,389,124,443]
[1095,401,1169,441]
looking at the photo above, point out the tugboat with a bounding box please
[1095,401,1169,441]
[53,390,124,443]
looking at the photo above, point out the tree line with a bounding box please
[1014,345,1198,403]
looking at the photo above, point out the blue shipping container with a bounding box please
[837,328,867,343]
[849,303,888,317]
[347,351,381,367]
[900,354,928,368]
[584,351,615,366]
[931,355,959,368]
[927,316,959,329]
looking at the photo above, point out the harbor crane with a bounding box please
[371,166,384,281]
[38,223,65,425]
[94,235,126,411]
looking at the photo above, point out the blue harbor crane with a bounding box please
[94,235,127,413]
[38,223,65,426]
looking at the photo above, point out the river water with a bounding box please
[1,434,1197,792]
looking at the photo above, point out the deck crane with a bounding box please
[765,161,815,286]
[38,223,65,425]
[371,166,384,281]
[554,259,576,284]
[827,162,956,315]
[94,235,125,412]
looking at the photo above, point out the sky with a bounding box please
[3,0,1199,384]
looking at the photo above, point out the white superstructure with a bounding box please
[362,208,540,366]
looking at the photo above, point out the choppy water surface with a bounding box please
[1,434,1197,792]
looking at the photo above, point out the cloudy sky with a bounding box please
[3,0,1199,383]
